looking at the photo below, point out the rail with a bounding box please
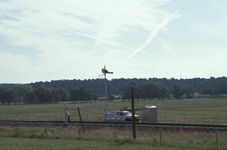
[1,120,227,129]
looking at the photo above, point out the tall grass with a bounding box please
[0,126,226,149]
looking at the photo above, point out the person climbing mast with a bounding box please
[65,108,70,122]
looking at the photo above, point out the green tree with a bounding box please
[201,85,214,95]
[138,82,146,101]
[69,87,79,102]
[159,83,170,100]
[184,84,195,98]
[33,85,52,103]
[85,89,92,103]
[59,87,68,103]
[52,89,61,103]
[69,86,92,103]
[121,81,137,101]
[0,85,15,105]
[14,84,32,104]
[213,84,223,96]
[0,85,7,105]
[108,90,115,102]
[92,93,99,102]
[78,86,86,102]
[171,83,184,99]
[151,82,161,100]
[24,89,37,104]
[142,81,160,100]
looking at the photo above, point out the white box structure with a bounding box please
[140,105,157,123]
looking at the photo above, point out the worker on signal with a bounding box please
[65,108,70,122]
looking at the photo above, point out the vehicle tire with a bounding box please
[125,118,130,121]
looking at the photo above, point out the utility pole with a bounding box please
[131,87,136,139]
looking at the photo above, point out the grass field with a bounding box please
[1,97,227,149]
[1,97,227,124]
[0,126,226,150]
[0,137,175,150]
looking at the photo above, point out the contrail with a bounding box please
[0,13,11,32]
[124,10,180,61]
[60,28,165,60]
[61,28,133,50]
[0,13,12,48]
[61,28,96,41]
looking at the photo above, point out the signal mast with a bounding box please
[102,65,113,121]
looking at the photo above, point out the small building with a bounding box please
[140,105,157,123]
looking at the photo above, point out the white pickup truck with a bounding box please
[114,111,140,121]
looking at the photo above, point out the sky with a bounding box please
[0,0,227,84]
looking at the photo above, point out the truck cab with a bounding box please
[115,111,140,121]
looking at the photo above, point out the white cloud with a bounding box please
[0,0,226,83]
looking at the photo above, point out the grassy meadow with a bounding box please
[0,125,227,149]
[1,97,227,149]
[1,97,227,124]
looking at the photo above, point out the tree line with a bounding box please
[0,84,102,105]
[121,81,195,101]
[1,76,227,105]
[28,77,227,96]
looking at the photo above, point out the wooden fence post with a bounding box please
[77,107,85,134]
[40,127,52,138]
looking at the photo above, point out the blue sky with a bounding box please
[0,0,227,83]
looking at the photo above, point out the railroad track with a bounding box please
[1,120,227,131]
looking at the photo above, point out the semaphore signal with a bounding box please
[102,65,113,121]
